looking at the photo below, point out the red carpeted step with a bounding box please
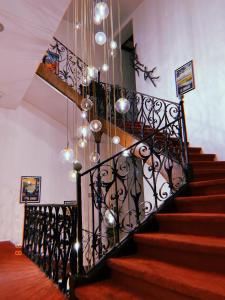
[188,147,202,154]
[191,161,225,170]
[189,153,215,162]
[188,178,225,196]
[175,194,225,213]
[107,257,225,299]
[76,279,141,300]
[192,169,225,181]
[134,233,225,274]
[0,242,65,300]
[156,213,225,237]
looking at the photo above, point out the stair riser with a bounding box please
[174,200,225,213]
[192,163,225,170]
[189,155,215,162]
[157,218,225,237]
[189,185,225,196]
[110,268,193,300]
[193,173,225,181]
[136,242,225,275]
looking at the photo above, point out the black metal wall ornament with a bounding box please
[132,43,160,87]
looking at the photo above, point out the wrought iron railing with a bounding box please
[23,204,77,294]
[73,109,188,276]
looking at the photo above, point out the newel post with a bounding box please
[179,95,192,181]
[74,161,84,276]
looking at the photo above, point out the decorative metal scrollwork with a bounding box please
[23,205,77,294]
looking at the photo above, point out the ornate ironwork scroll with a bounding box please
[80,115,187,273]
[23,204,77,293]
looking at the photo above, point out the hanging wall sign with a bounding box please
[175,60,195,96]
[20,176,41,203]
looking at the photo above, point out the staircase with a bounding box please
[75,147,225,299]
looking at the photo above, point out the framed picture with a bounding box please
[175,60,195,96]
[64,201,77,206]
[20,176,41,203]
[42,50,59,75]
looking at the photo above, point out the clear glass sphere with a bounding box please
[78,125,90,138]
[77,138,88,149]
[122,149,130,157]
[110,49,117,57]
[60,147,74,163]
[102,63,109,72]
[90,119,102,132]
[94,14,102,25]
[94,2,109,20]
[112,136,120,145]
[69,169,77,182]
[104,209,116,227]
[110,40,117,50]
[90,151,100,163]
[81,96,93,111]
[115,98,130,114]
[87,66,98,80]
[75,22,81,30]
[82,76,91,86]
[81,111,87,119]
[95,31,106,46]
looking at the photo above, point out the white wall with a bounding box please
[0,101,76,245]
[132,0,225,159]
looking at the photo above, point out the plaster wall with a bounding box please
[132,0,225,159]
[0,101,76,245]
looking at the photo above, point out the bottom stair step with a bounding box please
[75,279,141,300]
[107,257,225,300]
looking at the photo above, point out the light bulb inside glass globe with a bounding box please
[122,149,130,157]
[81,111,87,119]
[87,66,98,80]
[95,31,106,46]
[112,136,120,145]
[90,119,102,132]
[75,22,81,30]
[110,40,117,50]
[78,138,88,149]
[94,2,109,20]
[115,98,130,114]
[69,169,77,182]
[60,147,74,163]
[102,63,109,72]
[81,96,93,111]
[94,14,102,25]
[110,49,117,58]
[104,209,116,227]
[82,76,91,86]
[74,241,80,252]
[78,125,90,138]
[90,151,100,163]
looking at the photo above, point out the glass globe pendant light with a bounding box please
[82,76,91,86]
[102,63,109,72]
[95,32,106,46]
[90,151,100,163]
[94,13,102,25]
[78,125,90,138]
[115,97,130,114]
[69,169,77,182]
[112,136,120,145]
[81,111,87,119]
[94,2,109,20]
[78,137,88,149]
[81,96,93,111]
[87,66,98,80]
[90,119,102,132]
[104,209,116,227]
[122,148,130,157]
[110,40,117,50]
[60,146,74,163]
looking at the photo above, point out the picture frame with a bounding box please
[42,50,59,75]
[20,176,41,203]
[64,201,77,206]
[175,60,195,96]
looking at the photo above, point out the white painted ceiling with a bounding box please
[0,0,71,109]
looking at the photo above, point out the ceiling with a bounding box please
[0,0,71,109]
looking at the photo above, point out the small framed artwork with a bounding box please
[42,50,59,75]
[64,201,77,206]
[175,60,195,96]
[20,176,41,203]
